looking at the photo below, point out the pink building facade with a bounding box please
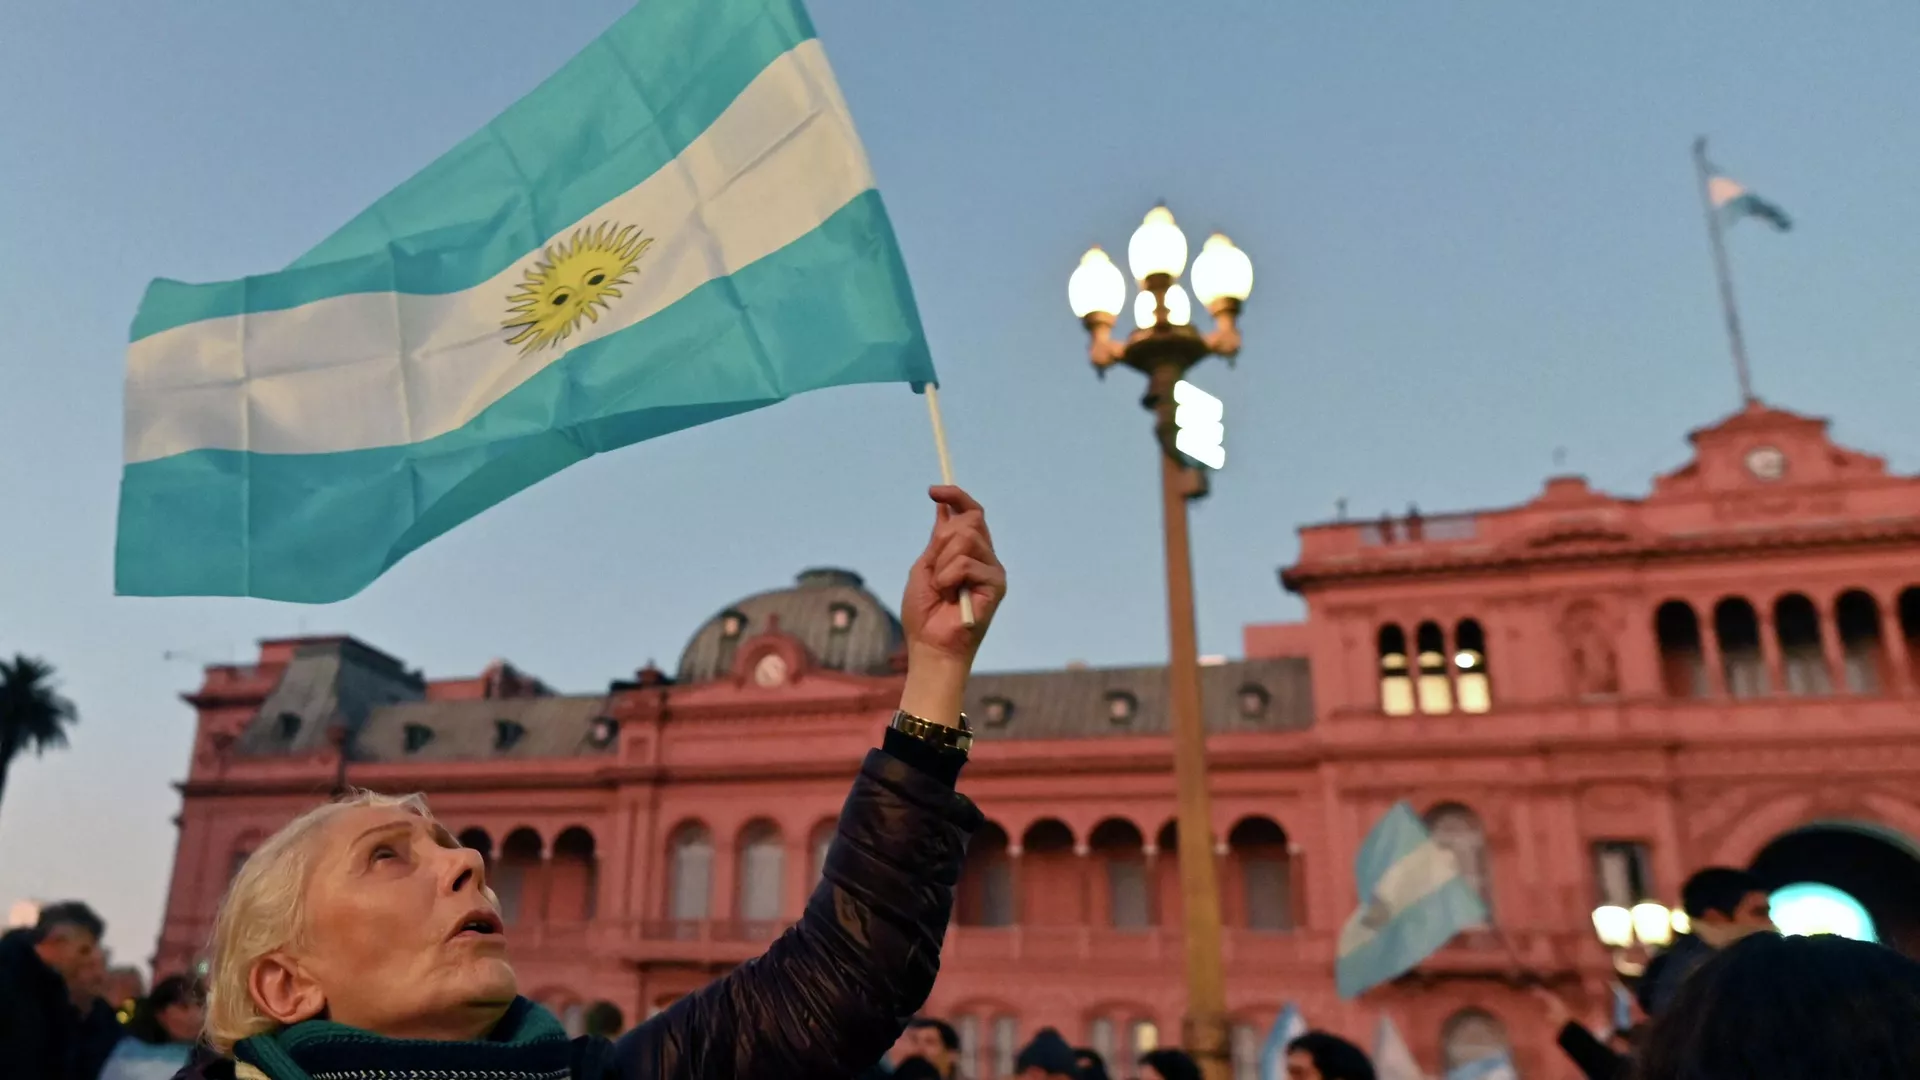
[155,403,1920,1079]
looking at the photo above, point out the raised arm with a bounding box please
[608,486,1004,1080]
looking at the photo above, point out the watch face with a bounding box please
[1745,445,1787,481]
[752,652,789,687]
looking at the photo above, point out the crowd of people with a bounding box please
[6,494,1920,1080]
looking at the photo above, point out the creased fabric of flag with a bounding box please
[117,0,933,602]
[1257,1004,1307,1080]
[1373,1016,1425,1080]
[1335,802,1489,999]
[1707,170,1792,231]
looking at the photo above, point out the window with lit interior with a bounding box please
[1377,625,1414,716]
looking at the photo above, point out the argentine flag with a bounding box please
[1707,170,1791,232]
[1335,803,1489,999]
[1444,1054,1516,1080]
[117,0,934,602]
[1257,1004,1308,1080]
[1373,1017,1425,1080]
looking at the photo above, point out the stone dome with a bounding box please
[676,568,904,683]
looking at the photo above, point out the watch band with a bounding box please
[889,709,973,755]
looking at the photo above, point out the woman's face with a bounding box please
[159,998,205,1043]
[279,805,515,1038]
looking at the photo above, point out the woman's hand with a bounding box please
[898,486,1005,726]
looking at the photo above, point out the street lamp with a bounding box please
[1591,901,1678,976]
[1069,205,1253,1080]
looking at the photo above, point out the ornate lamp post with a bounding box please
[1069,206,1253,1080]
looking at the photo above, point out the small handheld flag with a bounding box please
[1257,1004,1307,1080]
[1444,1054,1516,1080]
[1373,1016,1425,1080]
[1335,802,1489,999]
[118,0,938,602]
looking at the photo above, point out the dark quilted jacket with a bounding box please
[176,744,981,1080]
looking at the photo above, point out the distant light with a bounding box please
[1199,655,1228,666]
[1190,233,1254,307]
[1671,909,1691,936]
[1591,905,1633,949]
[1068,247,1126,319]
[1454,650,1480,670]
[1133,283,1192,329]
[1772,882,1877,943]
[1127,205,1189,282]
[6,900,38,929]
[1632,902,1674,947]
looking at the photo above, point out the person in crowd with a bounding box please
[98,974,207,1080]
[582,1002,624,1041]
[1284,1032,1375,1080]
[0,900,108,1080]
[70,946,130,1080]
[1639,866,1776,1015]
[1075,1047,1112,1080]
[1138,1048,1203,1080]
[901,1017,960,1080]
[1636,931,1920,1079]
[890,1056,946,1080]
[1013,1028,1080,1080]
[172,486,1003,1080]
[1531,985,1624,1080]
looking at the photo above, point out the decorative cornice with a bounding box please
[1283,517,1920,591]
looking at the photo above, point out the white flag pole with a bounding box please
[923,385,976,628]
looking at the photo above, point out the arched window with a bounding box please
[1900,587,1920,688]
[992,1016,1019,1078]
[496,828,543,925]
[1090,819,1150,929]
[1425,805,1492,922]
[736,820,785,924]
[667,822,713,922]
[1441,1010,1511,1075]
[1022,820,1079,926]
[457,827,493,866]
[1774,593,1829,696]
[957,822,1015,927]
[1228,817,1292,931]
[1230,1022,1261,1080]
[1655,600,1708,698]
[1378,625,1414,716]
[1454,618,1491,713]
[1714,598,1767,698]
[1835,591,1886,694]
[809,820,836,884]
[1088,1018,1116,1068]
[1416,622,1454,714]
[549,827,596,922]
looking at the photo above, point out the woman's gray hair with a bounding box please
[203,789,434,1053]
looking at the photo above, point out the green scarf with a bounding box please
[234,996,574,1080]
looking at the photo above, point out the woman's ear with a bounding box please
[248,952,326,1027]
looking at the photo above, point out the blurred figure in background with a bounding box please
[70,945,129,1080]
[1285,1033,1376,1080]
[1074,1047,1112,1080]
[1014,1028,1080,1080]
[0,900,108,1080]
[582,1002,624,1041]
[1138,1048,1203,1080]
[1639,867,1775,1016]
[1637,932,1920,1079]
[902,1017,960,1080]
[99,974,206,1080]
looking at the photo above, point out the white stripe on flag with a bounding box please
[1707,175,1746,207]
[1338,839,1463,956]
[126,39,870,464]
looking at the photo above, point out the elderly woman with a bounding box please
[181,486,1005,1080]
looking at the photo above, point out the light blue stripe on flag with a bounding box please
[1336,803,1489,999]
[1444,1054,1515,1080]
[117,1,934,602]
[1257,1004,1306,1080]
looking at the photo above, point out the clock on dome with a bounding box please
[1744,445,1787,482]
[752,652,790,688]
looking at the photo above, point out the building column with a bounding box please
[1880,601,1913,696]
[1819,599,1850,693]
[1757,609,1785,696]
[1007,844,1025,926]
[1699,611,1729,698]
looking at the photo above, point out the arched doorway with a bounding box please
[1749,823,1920,956]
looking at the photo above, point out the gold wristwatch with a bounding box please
[889,709,973,754]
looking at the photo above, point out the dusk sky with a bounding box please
[3,2,1917,967]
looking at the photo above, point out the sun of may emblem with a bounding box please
[502,222,654,355]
